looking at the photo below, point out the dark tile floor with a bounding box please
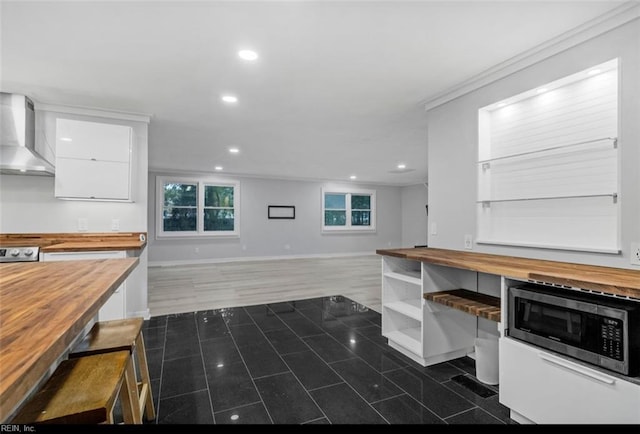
[140,295,515,425]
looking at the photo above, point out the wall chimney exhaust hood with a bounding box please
[0,92,55,176]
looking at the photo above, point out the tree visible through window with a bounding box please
[157,177,240,237]
[322,188,376,232]
[163,183,197,232]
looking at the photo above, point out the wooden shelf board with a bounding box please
[424,289,501,322]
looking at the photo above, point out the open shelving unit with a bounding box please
[381,256,424,363]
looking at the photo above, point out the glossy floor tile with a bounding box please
[143,295,514,425]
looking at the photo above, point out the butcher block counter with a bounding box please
[376,247,640,299]
[0,258,139,422]
[0,232,147,252]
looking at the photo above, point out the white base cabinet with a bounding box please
[381,256,476,366]
[41,251,127,321]
[500,337,640,424]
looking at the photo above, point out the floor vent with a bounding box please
[451,374,497,399]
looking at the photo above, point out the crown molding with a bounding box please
[35,102,152,124]
[422,2,640,112]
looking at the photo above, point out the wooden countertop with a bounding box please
[0,232,147,252]
[377,247,640,299]
[40,241,145,252]
[0,258,139,422]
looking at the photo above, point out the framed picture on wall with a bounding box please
[268,205,295,219]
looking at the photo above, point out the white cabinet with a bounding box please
[500,337,640,424]
[55,118,133,201]
[381,256,476,366]
[41,250,127,321]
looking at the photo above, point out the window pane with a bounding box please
[325,210,346,226]
[205,186,234,208]
[163,207,197,231]
[351,211,371,226]
[204,209,235,231]
[325,194,346,209]
[351,195,370,210]
[164,183,197,207]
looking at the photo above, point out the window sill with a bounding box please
[322,229,377,235]
[156,233,240,240]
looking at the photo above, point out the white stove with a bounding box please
[0,246,40,262]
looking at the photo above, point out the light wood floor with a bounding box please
[148,255,382,317]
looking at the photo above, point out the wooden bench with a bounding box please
[69,318,155,422]
[11,351,140,424]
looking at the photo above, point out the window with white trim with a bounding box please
[157,176,240,238]
[322,187,376,232]
[476,58,619,253]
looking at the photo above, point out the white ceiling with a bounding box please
[0,0,625,185]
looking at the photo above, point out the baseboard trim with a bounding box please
[129,308,151,320]
[148,251,378,267]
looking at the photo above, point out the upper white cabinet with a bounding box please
[55,118,134,201]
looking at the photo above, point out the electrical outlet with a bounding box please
[111,219,120,231]
[431,222,437,235]
[284,244,291,250]
[631,242,640,266]
[77,218,88,232]
[464,234,473,250]
[194,247,199,254]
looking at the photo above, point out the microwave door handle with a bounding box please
[538,353,616,385]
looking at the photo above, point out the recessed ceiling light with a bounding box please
[230,414,239,421]
[59,137,72,142]
[221,95,238,103]
[229,148,239,154]
[588,68,602,76]
[19,169,26,173]
[397,164,406,169]
[238,50,258,61]
[536,88,548,94]
[214,166,223,171]
[216,363,224,368]
[350,175,357,180]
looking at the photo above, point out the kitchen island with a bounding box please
[0,258,139,423]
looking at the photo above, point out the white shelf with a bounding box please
[385,327,422,355]
[385,300,422,321]
[384,270,421,286]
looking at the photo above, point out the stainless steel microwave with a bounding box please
[508,283,640,376]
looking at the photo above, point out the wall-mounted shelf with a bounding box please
[424,289,501,322]
[478,193,617,205]
[478,137,617,165]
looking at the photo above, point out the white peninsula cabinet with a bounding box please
[41,250,127,321]
[55,118,133,201]
[381,255,477,366]
[379,248,640,424]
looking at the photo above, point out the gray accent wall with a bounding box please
[401,184,428,247]
[426,19,640,269]
[148,172,406,265]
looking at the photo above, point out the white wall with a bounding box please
[426,18,640,269]
[148,172,403,265]
[401,183,428,247]
[0,108,150,316]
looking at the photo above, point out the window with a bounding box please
[476,59,619,253]
[157,176,239,237]
[322,187,376,232]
